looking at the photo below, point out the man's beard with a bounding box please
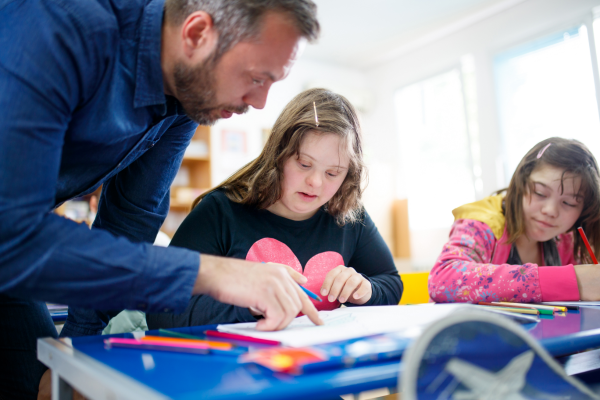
[173,56,248,125]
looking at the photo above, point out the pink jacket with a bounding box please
[429,195,580,303]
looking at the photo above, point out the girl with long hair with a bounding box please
[147,88,402,329]
[430,137,600,303]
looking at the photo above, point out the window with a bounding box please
[394,67,477,230]
[495,25,600,183]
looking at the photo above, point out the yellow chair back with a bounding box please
[399,272,430,305]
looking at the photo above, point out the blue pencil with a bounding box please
[260,262,322,302]
[299,285,322,302]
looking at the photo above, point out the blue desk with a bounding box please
[38,307,600,400]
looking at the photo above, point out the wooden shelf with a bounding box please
[162,125,212,237]
[183,155,210,161]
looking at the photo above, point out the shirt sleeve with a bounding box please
[146,193,257,329]
[62,116,200,337]
[0,1,199,312]
[345,211,403,307]
[429,219,543,303]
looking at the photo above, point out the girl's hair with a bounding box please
[502,137,600,263]
[192,88,366,225]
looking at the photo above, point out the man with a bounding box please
[0,0,320,397]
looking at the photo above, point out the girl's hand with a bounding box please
[320,265,372,305]
[574,264,600,301]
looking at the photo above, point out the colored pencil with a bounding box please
[476,305,539,315]
[142,335,233,350]
[541,302,580,310]
[578,227,598,264]
[105,338,209,354]
[205,330,281,345]
[259,262,321,302]
[159,328,205,340]
[482,302,554,315]
[300,285,322,302]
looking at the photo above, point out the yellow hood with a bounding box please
[452,195,505,239]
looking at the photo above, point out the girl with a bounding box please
[147,88,402,329]
[429,137,600,304]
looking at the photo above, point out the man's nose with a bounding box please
[242,84,271,110]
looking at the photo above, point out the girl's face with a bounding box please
[522,164,584,242]
[268,131,350,221]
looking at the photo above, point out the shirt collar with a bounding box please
[134,0,167,109]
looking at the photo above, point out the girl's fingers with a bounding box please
[352,279,372,300]
[320,265,345,296]
[338,274,364,303]
[327,267,355,302]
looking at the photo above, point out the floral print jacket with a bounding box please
[429,195,580,303]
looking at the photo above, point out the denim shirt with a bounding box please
[0,0,201,331]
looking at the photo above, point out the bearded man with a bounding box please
[0,0,321,398]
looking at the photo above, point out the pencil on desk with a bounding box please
[142,335,233,350]
[475,304,539,315]
[205,330,281,345]
[484,302,555,315]
[578,227,598,264]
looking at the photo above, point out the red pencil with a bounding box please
[205,330,281,346]
[577,227,598,264]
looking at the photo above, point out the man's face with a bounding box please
[173,12,304,125]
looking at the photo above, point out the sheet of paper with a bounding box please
[217,304,471,347]
[543,301,600,306]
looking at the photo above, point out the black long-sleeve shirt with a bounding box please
[147,190,403,329]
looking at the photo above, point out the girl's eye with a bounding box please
[299,163,310,168]
[327,172,338,178]
[534,192,546,198]
[252,78,265,86]
[563,201,577,208]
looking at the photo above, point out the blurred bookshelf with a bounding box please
[162,125,212,236]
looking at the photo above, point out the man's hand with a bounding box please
[193,255,323,330]
[575,264,600,301]
[320,265,372,305]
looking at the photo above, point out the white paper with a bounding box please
[217,304,470,347]
[543,301,600,306]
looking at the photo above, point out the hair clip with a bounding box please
[537,143,552,159]
[313,102,319,127]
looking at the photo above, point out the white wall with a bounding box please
[209,0,600,268]
[361,0,600,268]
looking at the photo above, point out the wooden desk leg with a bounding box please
[51,370,73,400]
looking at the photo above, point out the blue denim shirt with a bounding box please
[0,0,201,332]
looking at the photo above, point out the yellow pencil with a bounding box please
[476,305,539,315]
[495,301,565,312]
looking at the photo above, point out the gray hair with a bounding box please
[164,0,319,60]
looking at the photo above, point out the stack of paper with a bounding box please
[218,304,474,347]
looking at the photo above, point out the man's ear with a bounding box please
[181,11,217,60]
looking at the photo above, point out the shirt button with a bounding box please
[137,303,147,310]
[163,308,171,312]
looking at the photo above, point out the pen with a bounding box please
[578,227,598,264]
[259,262,322,301]
[300,285,322,302]
[205,330,281,345]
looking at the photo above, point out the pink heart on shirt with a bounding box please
[246,238,344,311]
